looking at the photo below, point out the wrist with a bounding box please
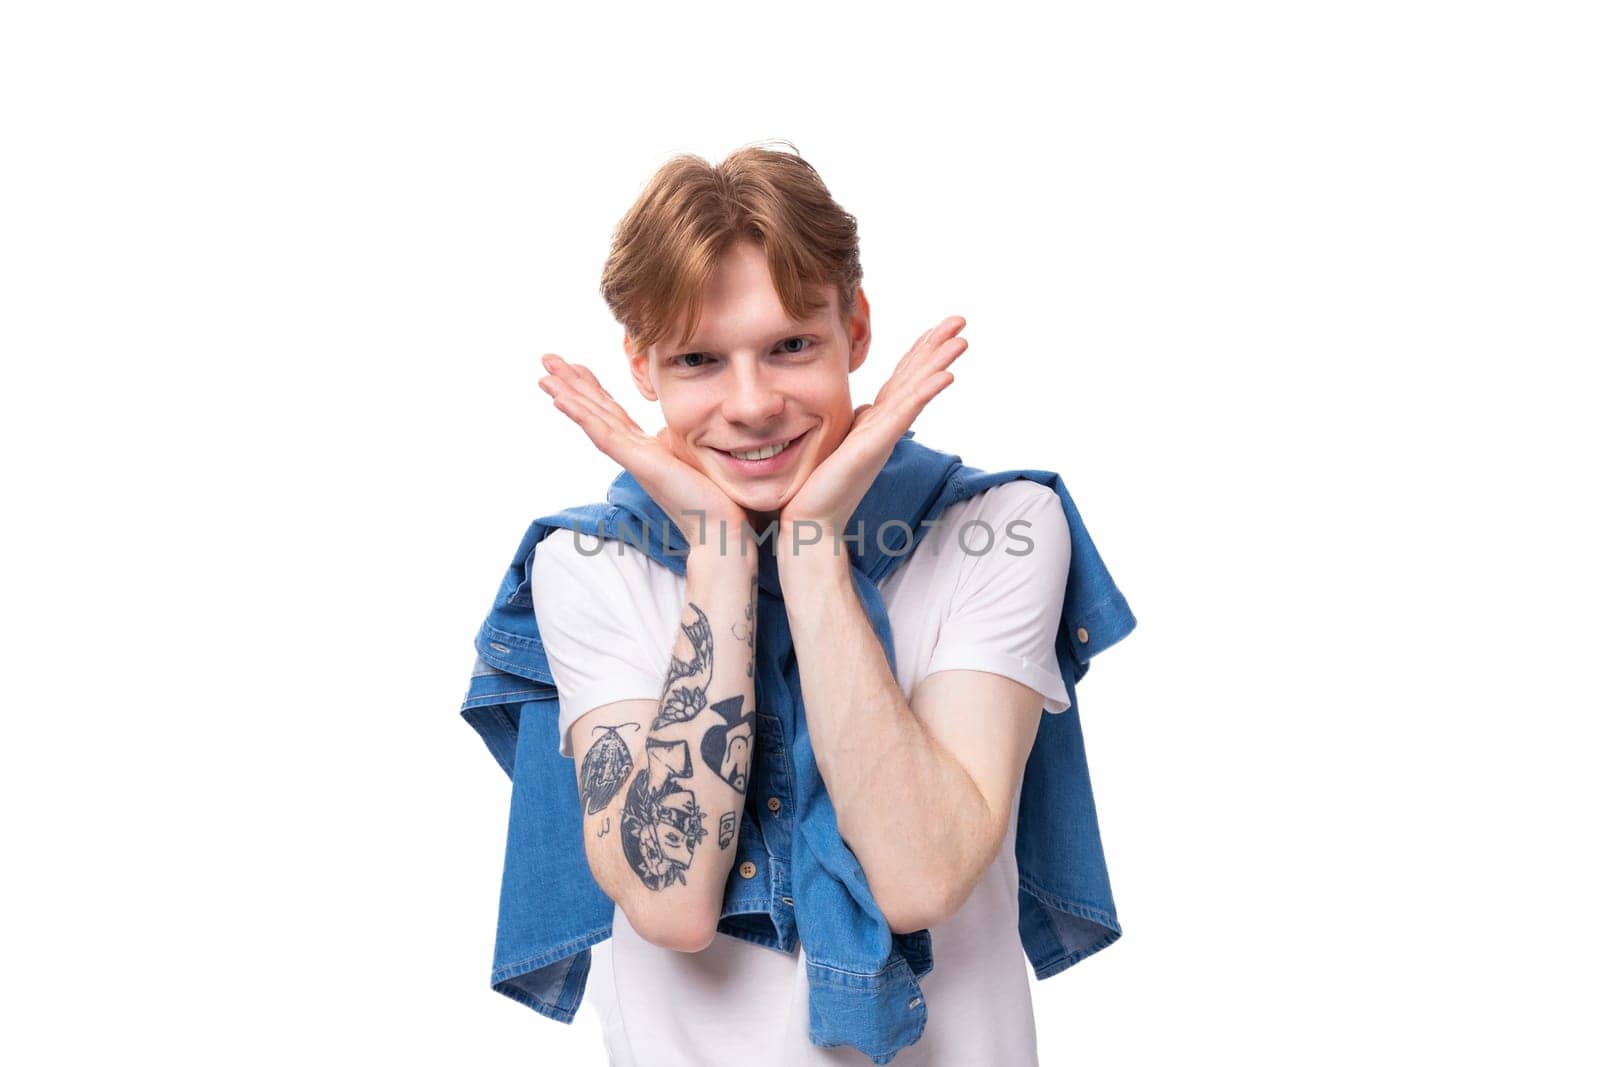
[774,516,855,559]
[775,532,854,584]
[668,502,758,554]
[777,543,857,623]
[686,530,761,578]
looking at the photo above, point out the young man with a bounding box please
[463,144,1134,1065]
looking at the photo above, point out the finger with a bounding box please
[540,375,607,431]
[918,318,966,363]
[922,370,956,402]
[563,359,615,399]
[880,334,967,408]
[883,371,954,426]
[888,316,967,388]
[911,316,965,353]
[567,365,641,427]
[543,354,610,401]
[543,355,640,429]
[882,365,956,423]
[542,375,639,451]
[926,334,968,373]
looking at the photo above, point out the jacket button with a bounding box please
[739,861,757,879]
[1076,626,1090,644]
[767,796,781,813]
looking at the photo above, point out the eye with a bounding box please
[777,337,812,355]
[670,352,712,369]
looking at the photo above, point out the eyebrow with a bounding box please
[673,321,824,354]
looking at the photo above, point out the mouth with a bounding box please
[710,428,810,475]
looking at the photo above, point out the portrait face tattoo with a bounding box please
[620,737,709,890]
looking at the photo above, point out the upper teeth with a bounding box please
[729,439,791,461]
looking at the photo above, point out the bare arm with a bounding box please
[569,548,759,952]
[775,545,996,932]
[776,543,1043,934]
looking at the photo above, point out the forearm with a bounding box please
[777,541,993,932]
[614,548,758,948]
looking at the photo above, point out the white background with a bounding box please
[3,2,1595,1064]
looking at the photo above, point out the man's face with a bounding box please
[627,240,871,528]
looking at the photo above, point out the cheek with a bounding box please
[658,392,714,431]
[652,401,697,446]
[791,381,850,422]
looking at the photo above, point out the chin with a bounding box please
[729,491,790,518]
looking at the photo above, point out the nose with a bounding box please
[721,358,785,427]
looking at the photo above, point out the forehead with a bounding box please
[671,243,836,352]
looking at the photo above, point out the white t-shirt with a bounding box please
[531,480,1074,1066]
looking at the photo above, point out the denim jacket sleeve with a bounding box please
[946,467,1137,979]
[458,505,618,1021]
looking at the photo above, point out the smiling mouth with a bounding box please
[714,431,805,462]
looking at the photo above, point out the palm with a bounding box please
[537,354,742,539]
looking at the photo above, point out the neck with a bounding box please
[746,508,780,541]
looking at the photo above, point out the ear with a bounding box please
[846,289,872,373]
[624,333,659,401]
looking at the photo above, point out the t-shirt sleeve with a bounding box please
[923,481,1074,713]
[529,528,677,757]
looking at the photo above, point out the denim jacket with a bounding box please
[460,431,1136,1064]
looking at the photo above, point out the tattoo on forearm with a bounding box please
[733,574,757,678]
[621,737,708,889]
[701,694,753,794]
[578,722,640,816]
[654,602,714,729]
[609,589,756,888]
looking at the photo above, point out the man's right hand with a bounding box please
[538,353,746,552]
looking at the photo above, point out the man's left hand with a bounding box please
[778,315,969,546]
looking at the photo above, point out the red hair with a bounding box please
[599,140,864,355]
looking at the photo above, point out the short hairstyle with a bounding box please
[600,140,864,356]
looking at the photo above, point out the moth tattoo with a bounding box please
[578,721,640,816]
